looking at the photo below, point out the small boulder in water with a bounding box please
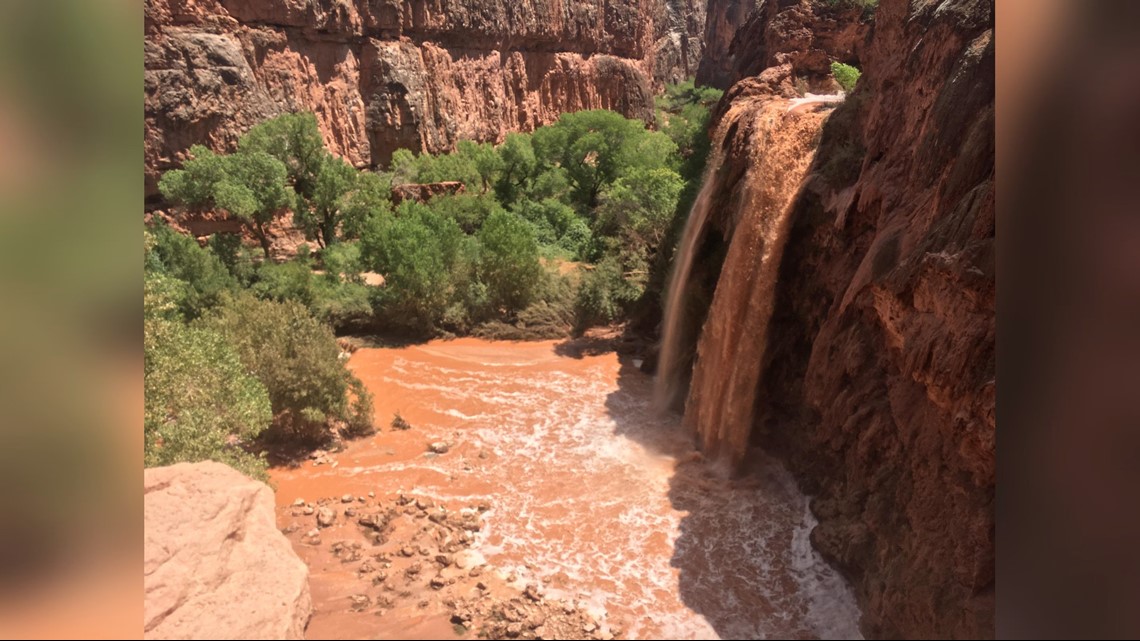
[391,413,412,431]
[524,583,544,602]
[349,594,370,611]
[317,507,336,527]
[429,441,451,454]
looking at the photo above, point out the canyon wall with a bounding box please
[696,0,867,89]
[144,0,705,200]
[679,0,994,637]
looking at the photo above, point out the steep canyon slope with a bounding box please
[676,0,994,637]
[144,0,705,199]
[696,0,867,89]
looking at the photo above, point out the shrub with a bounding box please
[361,201,466,332]
[429,192,504,234]
[201,294,373,443]
[831,61,861,93]
[144,315,272,480]
[477,209,543,313]
[148,223,236,319]
[573,252,645,330]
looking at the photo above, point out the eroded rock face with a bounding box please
[697,0,869,89]
[144,461,312,639]
[144,0,704,200]
[726,0,994,637]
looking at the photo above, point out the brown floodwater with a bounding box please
[271,338,861,639]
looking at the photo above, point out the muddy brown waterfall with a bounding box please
[656,96,832,469]
[663,0,995,636]
[653,146,722,414]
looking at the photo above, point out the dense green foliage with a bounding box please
[147,223,237,318]
[148,84,722,477]
[202,294,373,442]
[831,61,862,93]
[361,201,469,332]
[144,312,272,479]
[143,227,373,479]
[144,232,272,478]
[478,209,543,312]
[158,144,291,257]
[161,112,391,253]
[367,91,716,332]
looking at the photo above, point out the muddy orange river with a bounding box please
[272,338,861,639]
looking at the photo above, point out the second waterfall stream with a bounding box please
[655,94,836,469]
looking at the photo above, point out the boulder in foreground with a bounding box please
[144,461,311,639]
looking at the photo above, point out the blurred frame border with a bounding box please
[0,0,1135,637]
[0,0,141,638]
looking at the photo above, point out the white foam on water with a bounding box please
[343,344,862,639]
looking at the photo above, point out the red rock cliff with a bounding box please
[144,0,705,199]
[678,0,994,636]
[696,0,867,89]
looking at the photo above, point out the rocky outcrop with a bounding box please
[144,0,705,200]
[697,0,868,89]
[144,461,312,639]
[695,0,753,88]
[676,0,993,637]
[391,180,467,204]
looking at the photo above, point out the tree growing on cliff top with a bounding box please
[831,61,862,93]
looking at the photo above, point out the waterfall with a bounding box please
[655,97,833,469]
[653,150,723,413]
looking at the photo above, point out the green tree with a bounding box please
[457,140,503,193]
[156,144,228,205]
[214,150,292,257]
[144,314,272,479]
[240,113,371,247]
[531,110,678,210]
[429,192,504,234]
[148,222,237,318]
[494,132,537,205]
[478,209,542,312]
[238,112,326,199]
[201,294,373,442]
[294,154,357,247]
[159,145,291,258]
[361,201,466,331]
[595,167,684,251]
[339,171,393,240]
[831,61,861,93]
